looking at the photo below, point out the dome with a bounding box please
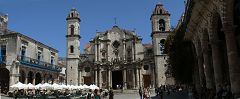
[66,8,80,21]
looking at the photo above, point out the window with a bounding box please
[21,46,26,61]
[70,45,74,53]
[0,45,6,62]
[70,25,74,35]
[71,13,74,17]
[112,41,120,49]
[159,19,166,32]
[144,65,149,70]
[160,9,162,14]
[37,51,42,62]
[85,67,90,72]
[51,56,54,65]
[160,39,165,54]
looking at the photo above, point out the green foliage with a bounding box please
[167,28,195,85]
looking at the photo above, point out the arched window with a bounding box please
[144,65,149,70]
[71,13,74,17]
[70,45,74,53]
[160,39,165,54]
[70,25,74,35]
[159,19,165,32]
[160,9,162,14]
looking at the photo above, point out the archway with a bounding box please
[0,68,9,94]
[234,0,240,54]
[19,70,26,83]
[112,70,123,89]
[216,16,230,83]
[35,72,42,85]
[27,71,34,84]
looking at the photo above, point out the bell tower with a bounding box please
[66,8,81,85]
[151,3,171,87]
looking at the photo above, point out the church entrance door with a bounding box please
[84,76,91,85]
[112,70,123,89]
[143,75,151,88]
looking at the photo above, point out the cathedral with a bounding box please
[66,3,175,89]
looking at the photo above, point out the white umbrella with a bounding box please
[52,83,61,90]
[59,84,68,90]
[10,82,27,90]
[35,83,43,89]
[82,84,89,89]
[41,83,52,90]
[89,84,99,90]
[26,83,35,89]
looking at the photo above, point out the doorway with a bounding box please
[143,75,151,88]
[0,68,9,94]
[84,76,91,85]
[112,70,123,89]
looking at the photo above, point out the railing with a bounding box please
[19,55,62,72]
[0,55,6,63]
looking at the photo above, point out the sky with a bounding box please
[0,0,185,57]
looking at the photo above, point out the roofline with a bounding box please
[2,31,58,52]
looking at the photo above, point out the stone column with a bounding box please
[78,70,82,85]
[108,69,111,89]
[95,70,98,85]
[9,61,20,87]
[210,39,224,92]
[223,25,240,98]
[194,61,201,94]
[132,69,136,89]
[194,40,205,87]
[139,68,143,88]
[152,66,155,88]
[201,38,215,89]
[123,69,127,89]
[33,73,36,85]
[99,68,102,88]
[136,68,139,89]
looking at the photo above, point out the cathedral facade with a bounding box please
[66,3,174,89]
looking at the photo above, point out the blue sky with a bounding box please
[0,0,185,57]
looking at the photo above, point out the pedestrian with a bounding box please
[109,89,114,99]
[139,87,143,99]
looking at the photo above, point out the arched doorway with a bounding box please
[35,72,42,85]
[0,68,10,94]
[112,70,123,89]
[19,70,26,83]
[27,71,34,84]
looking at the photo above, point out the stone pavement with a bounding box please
[1,91,188,99]
[115,91,188,99]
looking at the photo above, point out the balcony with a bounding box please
[0,55,6,64]
[19,56,62,72]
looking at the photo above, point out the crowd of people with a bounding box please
[10,88,114,99]
[188,84,234,99]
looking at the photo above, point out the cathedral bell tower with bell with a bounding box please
[66,8,81,85]
[151,2,171,87]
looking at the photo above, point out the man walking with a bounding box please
[139,87,143,99]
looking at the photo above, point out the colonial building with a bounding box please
[66,3,174,89]
[173,0,240,98]
[0,13,64,94]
